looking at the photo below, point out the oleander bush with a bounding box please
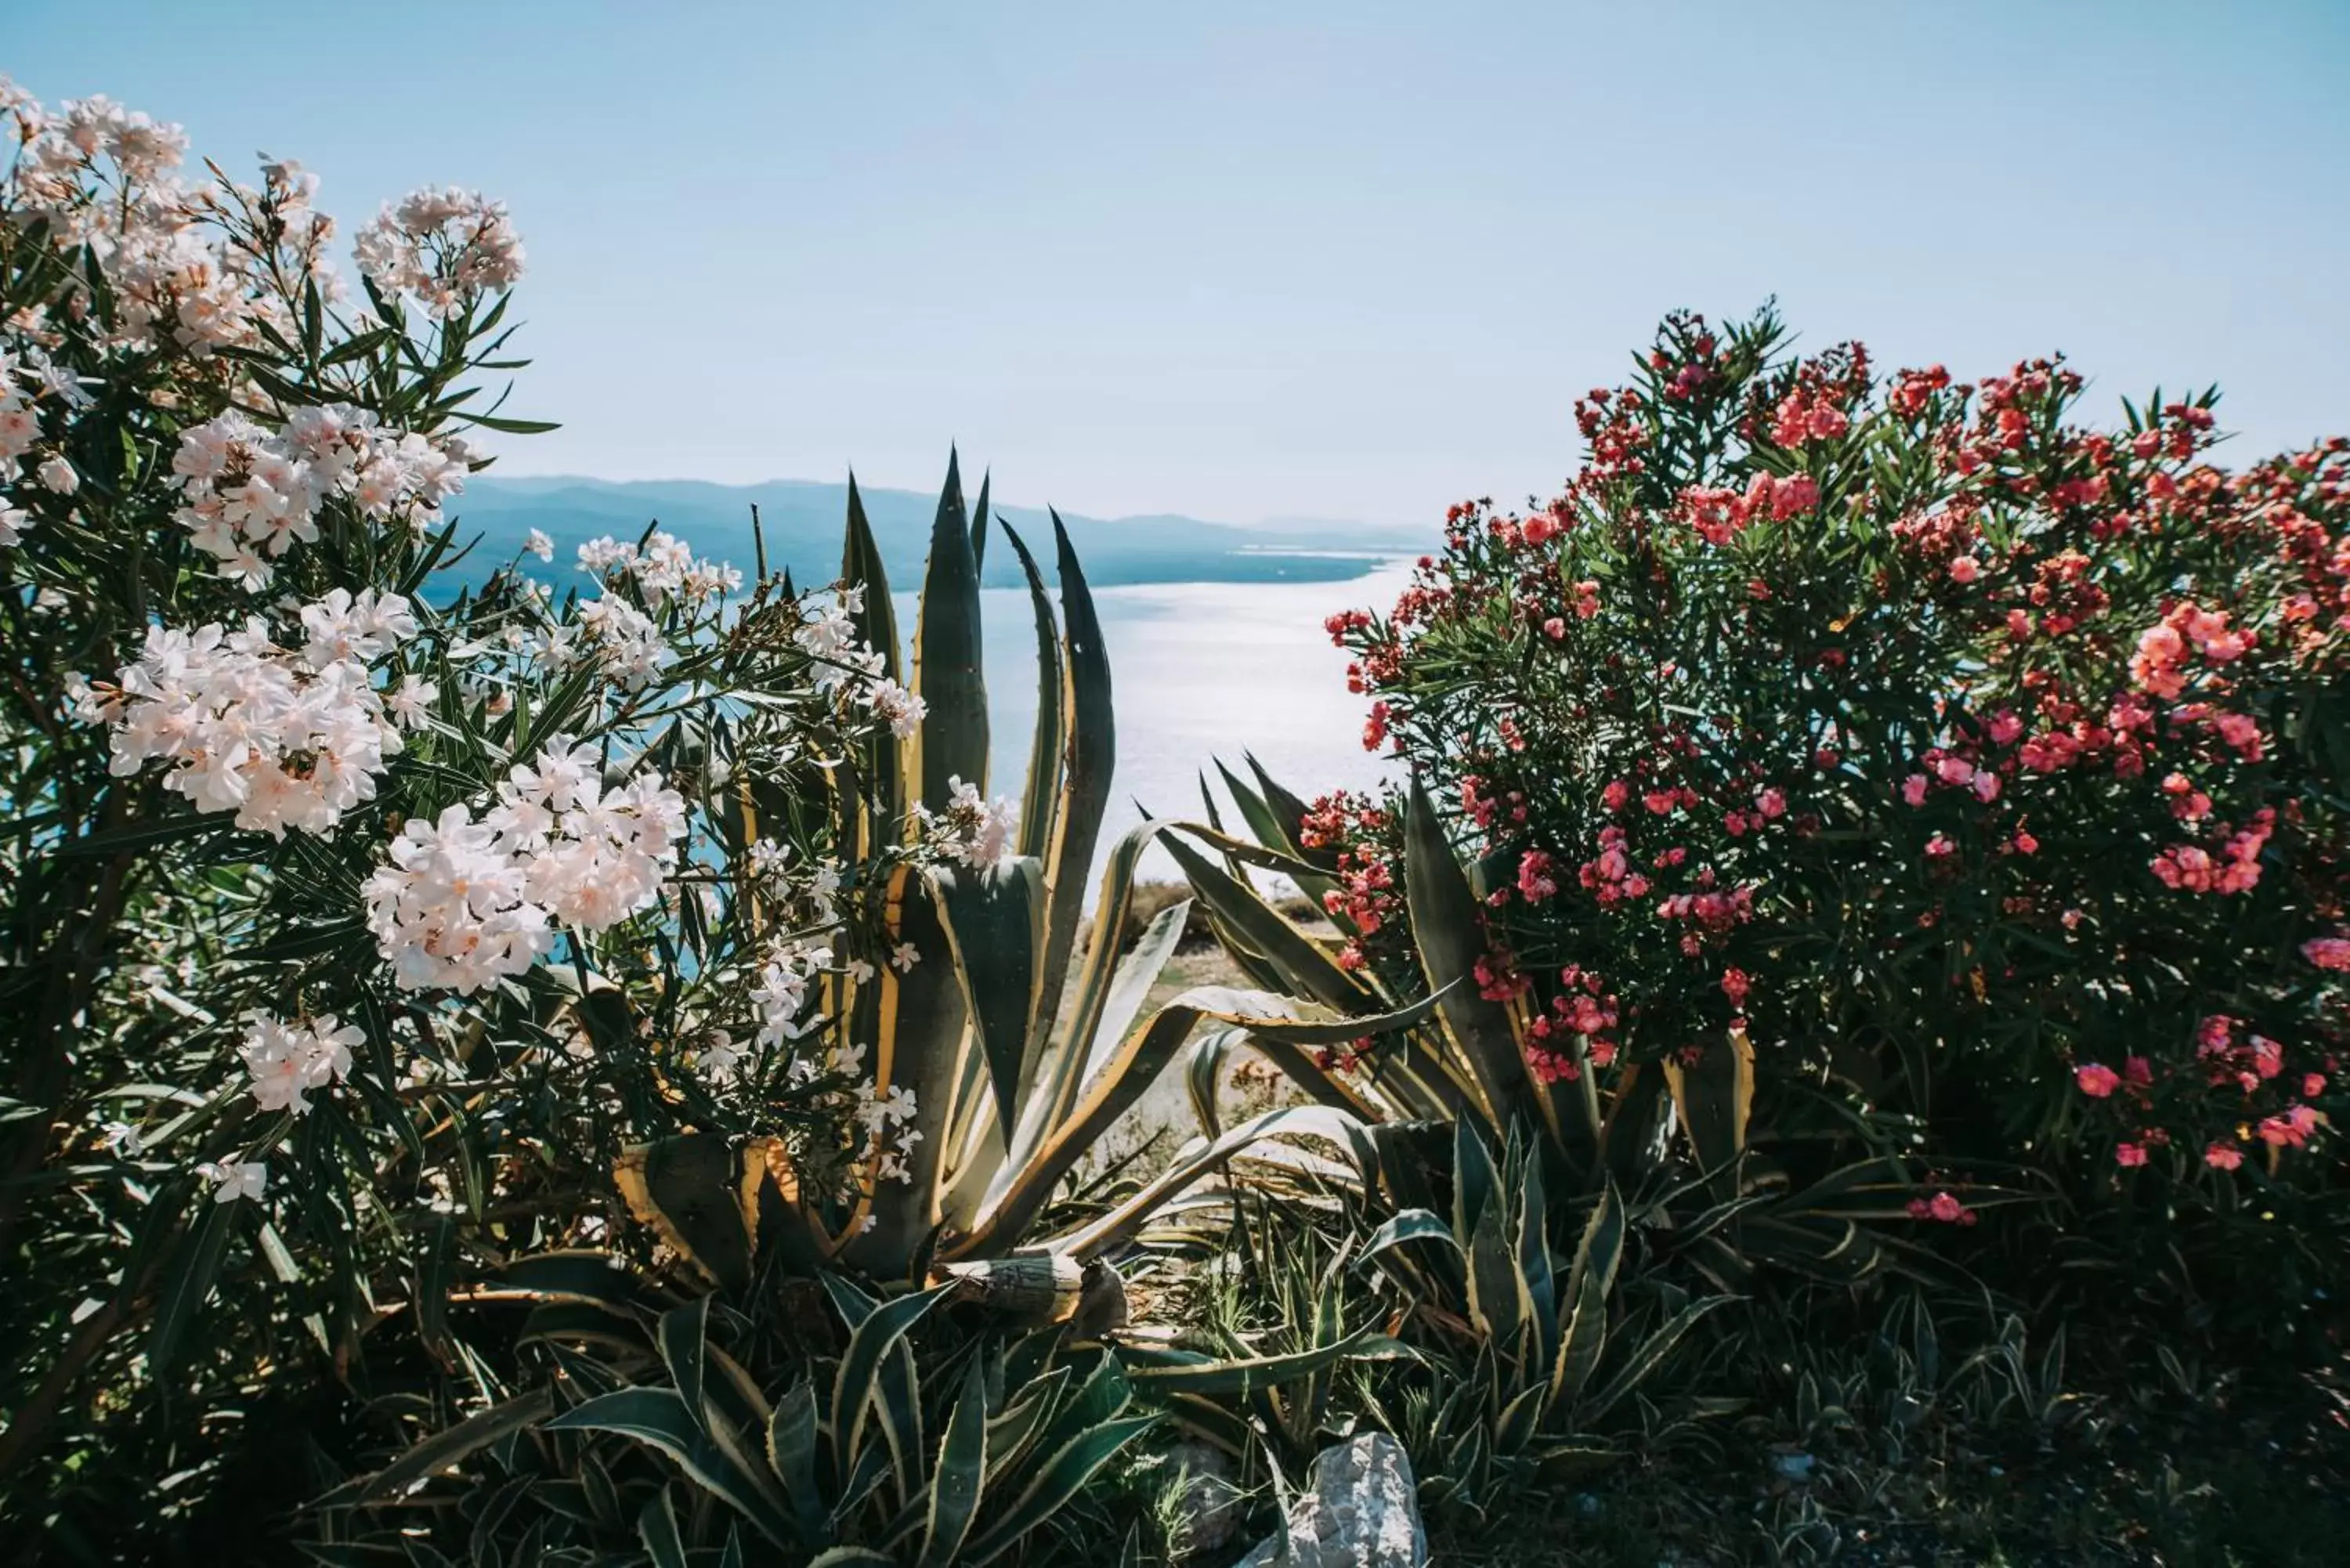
[1289,304,2349,1349]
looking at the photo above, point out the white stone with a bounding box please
[1235,1433,1426,1568]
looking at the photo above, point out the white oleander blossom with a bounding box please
[198,1159,268,1204]
[921,775,1018,869]
[69,591,418,836]
[363,737,689,992]
[576,594,673,688]
[354,186,526,320]
[168,404,472,587]
[575,529,744,606]
[2,80,338,356]
[239,1010,361,1115]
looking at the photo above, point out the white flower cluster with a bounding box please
[354,186,526,320]
[199,1159,268,1205]
[794,587,927,739]
[363,737,688,992]
[70,589,424,837]
[576,529,744,605]
[750,934,836,1053]
[571,594,674,688]
[2,80,334,356]
[169,406,472,588]
[859,1082,924,1184]
[0,352,55,547]
[240,1010,360,1115]
[920,775,1018,869]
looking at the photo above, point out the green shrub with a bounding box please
[1303,305,2349,1345]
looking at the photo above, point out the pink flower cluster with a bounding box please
[2149,808,2272,894]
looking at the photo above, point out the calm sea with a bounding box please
[891,556,1415,886]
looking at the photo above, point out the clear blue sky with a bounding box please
[9,2,2347,526]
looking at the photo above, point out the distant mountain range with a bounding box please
[440,474,1433,592]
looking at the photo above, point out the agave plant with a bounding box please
[1173,770,1952,1290]
[313,1249,1161,1565]
[693,458,1437,1284]
[1349,1123,1731,1510]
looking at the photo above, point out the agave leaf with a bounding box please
[1161,835,1371,1013]
[1579,1295,1734,1425]
[1494,1381,1549,1454]
[998,522,1065,863]
[839,474,902,842]
[1167,819,1343,890]
[765,1380,827,1544]
[822,1277,953,1475]
[1213,759,1295,859]
[960,1414,1160,1566]
[1121,1325,1408,1396]
[1465,1183,1531,1358]
[968,468,992,576]
[1029,511,1115,1079]
[912,450,988,810]
[809,1550,895,1568]
[1184,1028,1245,1140]
[656,1297,710,1437]
[1660,1024,1755,1187]
[614,1135,754,1292]
[982,1364,1072,1483]
[1401,778,1537,1139]
[961,989,1437,1259]
[1052,1104,1369,1261]
[878,1337,926,1518]
[1360,1207,1462,1268]
[935,857,1044,1144]
[545,1388,794,1545]
[637,1488,688,1568]
[1553,1185,1625,1407]
[1076,895,1191,1092]
[1022,818,1173,1147]
[917,1357,990,1568]
[324,1388,555,1505]
[1519,1161,1560,1372]
[848,867,970,1276]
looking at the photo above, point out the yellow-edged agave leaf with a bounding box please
[1052,1104,1370,1261]
[911,449,988,811]
[840,473,903,844]
[935,857,1044,1145]
[1023,819,1173,1139]
[614,1134,757,1292]
[845,865,971,1277]
[1401,777,1540,1138]
[1660,1021,1757,1185]
[1160,834,1373,1013]
[967,468,992,576]
[996,522,1065,862]
[1552,1183,1625,1407]
[1074,895,1192,1093]
[954,988,1443,1260]
[1029,511,1115,1072]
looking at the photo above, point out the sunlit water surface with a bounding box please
[891,557,1414,887]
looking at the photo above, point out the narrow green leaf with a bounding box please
[912,449,987,810]
[148,1195,236,1380]
[918,1357,990,1568]
[637,1487,688,1568]
[657,1296,710,1436]
[998,522,1063,863]
[822,1278,953,1474]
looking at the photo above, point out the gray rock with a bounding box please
[1235,1434,1426,1568]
